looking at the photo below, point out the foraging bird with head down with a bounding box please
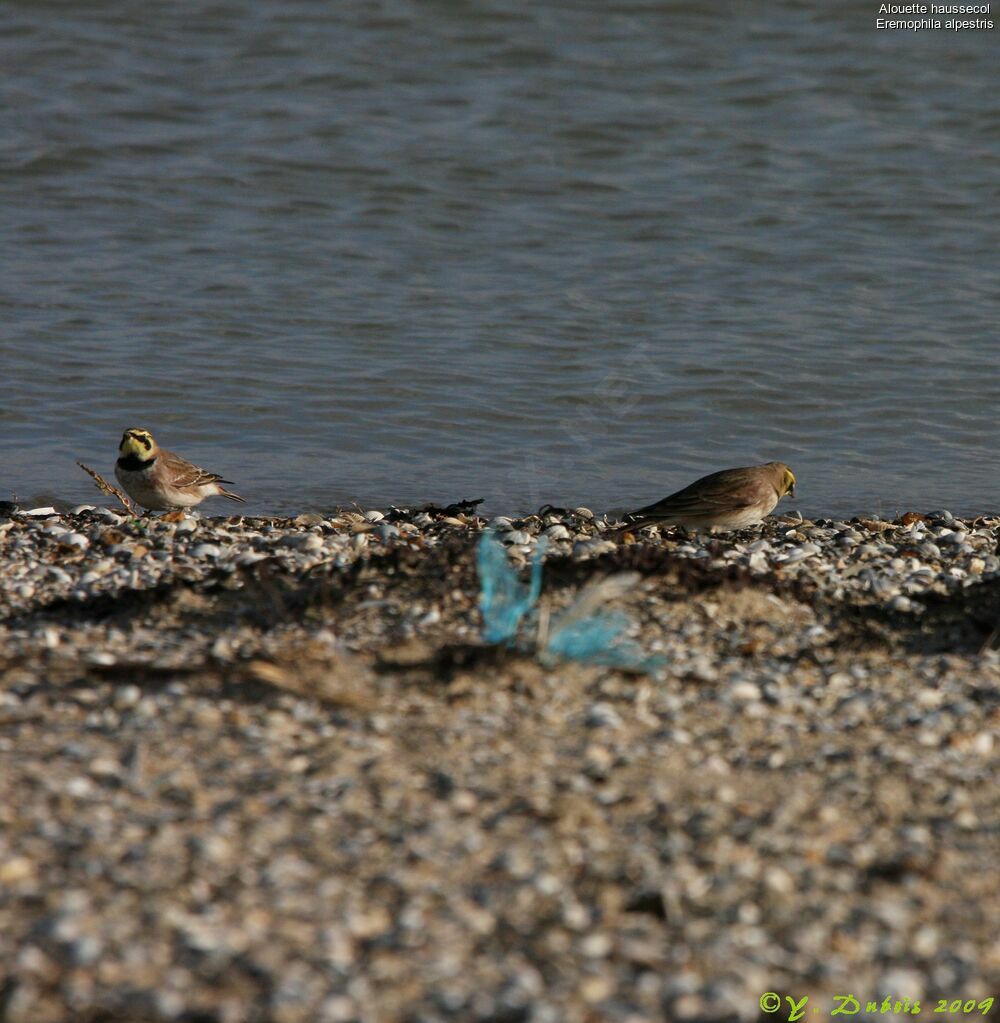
[114,428,245,511]
[621,461,796,533]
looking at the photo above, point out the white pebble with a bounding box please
[114,685,142,708]
[65,777,94,798]
[235,550,268,566]
[730,681,761,702]
[503,530,532,545]
[574,539,616,558]
[585,703,623,729]
[418,607,441,627]
[687,656,718,683]
[748,551,769,573]
[780,544,820,565]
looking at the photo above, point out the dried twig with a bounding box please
[247,654,375,709]
[77,461,137,516]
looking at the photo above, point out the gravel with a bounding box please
[0,502,998,1022]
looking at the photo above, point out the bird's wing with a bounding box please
[628,470,768,520]
[160,449,233,489]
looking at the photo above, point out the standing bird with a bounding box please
[114,428,245,511]
[621,461,796,532]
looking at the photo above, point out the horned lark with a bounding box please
[114,428,245,511]
[622,461,796,532]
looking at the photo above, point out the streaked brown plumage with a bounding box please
[114,428,245,511]
[622,461,796,532]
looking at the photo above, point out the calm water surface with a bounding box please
[2,2,997,518]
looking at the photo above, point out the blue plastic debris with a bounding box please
[545,610,662,672]
[477,530,545,643]
[476,534,663,673]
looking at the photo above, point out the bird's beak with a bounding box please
[788,484,796,498]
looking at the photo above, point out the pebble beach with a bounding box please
[1,500,998,1022]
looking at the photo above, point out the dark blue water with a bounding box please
[2,2,997,518]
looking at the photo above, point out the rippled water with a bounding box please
[2,2,997,518]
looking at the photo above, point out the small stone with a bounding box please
[876,969,925,1000]
[503,530,531,545]
[730,681,761,702]
[417,607,441,627]
[585,703,623,729]
[89,757,120,778]
[279,534,323,552]
[580,974,615,1003]
[348,907,391,938]
[971,732,993,755]
[65,776,93,798]
[235,550,268,566]
[579,932,612,958]
[574,538,616,558]
[0,857,37,884]
[748,551,769,572]
[114,685,142,708]
[584,744,614,779]
[686,656,717,683]
[781,544,820,564]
